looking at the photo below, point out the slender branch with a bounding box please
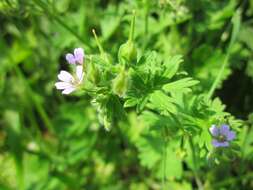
[189,137,204,190]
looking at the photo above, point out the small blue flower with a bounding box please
[209,124,236,148]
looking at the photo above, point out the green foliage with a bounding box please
[0,0,253,189]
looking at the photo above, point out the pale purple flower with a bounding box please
[66,48,84,65]
[55,65,84,94]
[209,124,236,148]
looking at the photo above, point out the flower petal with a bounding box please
[218,141,229,147]
[62,87,76,94]
[66,53,76,64]
[212,140,229,147]
[226,131,236,141]
[209,125,219,137]
[55,82,72,90]
[212,140,220,147]
[76,65,84,81]
[74,48,84,64]
[220,124,230,135]
[58,71,73,82]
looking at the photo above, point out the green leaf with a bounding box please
[157,147,183,179]
[162,78,199,93]
[163,55,183,79]
[124,98,138,108]
[148,90,176,114]
[137,134,163,169]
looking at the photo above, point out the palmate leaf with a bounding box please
[93,94,126,130]
[125,51,198,112]
[137,134,163,169]
[135,51,182,83]
[136,133,183,179]
[140,111,176,132]
[171,94,211,119]
[157,145,183,179]
[138,110,183,179]
[147,90,177,114]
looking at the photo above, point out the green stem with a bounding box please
[144,10,149,35]
[189,137,204,190]
[16,158,24,190]
[207,10,241,99]
[162,126,168,190]
[207,53,230,99]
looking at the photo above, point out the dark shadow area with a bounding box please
[216,67,253,120]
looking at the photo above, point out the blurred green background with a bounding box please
[0,0,253,189]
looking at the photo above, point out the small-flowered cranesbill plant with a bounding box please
[55,48,84,94]
[209,124,236,147]
[54,10,243,190]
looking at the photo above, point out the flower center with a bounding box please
[217,135,226,142]
[71,77,80,86]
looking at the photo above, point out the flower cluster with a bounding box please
[209,124,236,148]
[55,48,85,94]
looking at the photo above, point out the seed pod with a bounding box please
[112,67,128,97]
[118,40,137,64]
